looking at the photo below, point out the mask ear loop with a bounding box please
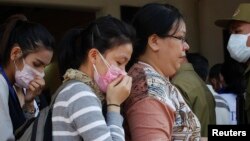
[93,64,100,77]
[13,60,18,70]
[22,59,26,66]
[92,23,110,69]
[98,52,111,69]
[13,58,25,71]
[13,51,25,71]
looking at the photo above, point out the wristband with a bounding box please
[107,104,120,107]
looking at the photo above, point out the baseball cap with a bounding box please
[215,3,250,28]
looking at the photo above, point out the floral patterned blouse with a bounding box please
[123,62,201,141]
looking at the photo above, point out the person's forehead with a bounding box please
[105,43,132,57]
[26,49,53,65]
[230,20,250,29]
[170,20,186,34]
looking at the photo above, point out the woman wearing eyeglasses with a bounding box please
[122,3,201,141]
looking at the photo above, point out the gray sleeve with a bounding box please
[0,76,15,141]
[106,112,125,140]
[70,95,124,141]
[52,82,124,141]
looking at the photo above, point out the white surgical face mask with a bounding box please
[14,59,45,88]
[227,33,250,62]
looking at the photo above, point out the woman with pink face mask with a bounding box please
[0,14,54,140]
[52,16,135,141]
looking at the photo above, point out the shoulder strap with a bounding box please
[42,79,82,141]
[16,80,82,141]
[31,80,80,141]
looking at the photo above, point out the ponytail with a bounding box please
[57,28,85,77]
[0,14,27,65]
[0,14,54,67]
[58,15,135,77]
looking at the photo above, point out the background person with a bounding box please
[215,3,250,124]
[0,14,55,140]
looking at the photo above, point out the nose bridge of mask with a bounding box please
[229,34,247,47]
[228,33,250,62]
[13,60,19,71]
[233,33,250,40]
[241,33,250,42]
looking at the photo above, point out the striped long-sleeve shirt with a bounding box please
[207,85,231,125]
[52,81,124,141]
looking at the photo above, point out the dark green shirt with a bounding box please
[171,63,216,137]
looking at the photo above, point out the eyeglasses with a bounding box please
[164,35,187,44]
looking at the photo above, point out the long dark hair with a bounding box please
[57,15,135,76]
[127,3,184,70]
[0,14,55,67]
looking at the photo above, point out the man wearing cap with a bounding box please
[215,3,250,124]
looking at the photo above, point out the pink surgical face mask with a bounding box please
[93,53,126,93]
[14,59,45,88]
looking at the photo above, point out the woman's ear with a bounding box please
[148,34,160,51]
[10,44,22,61]
[88,48,98,64]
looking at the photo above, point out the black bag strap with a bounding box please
[42,109,53,141]
[15,117,36,139]
[43,79,81,141]
[19,80,81,141]
[31,117,39,141]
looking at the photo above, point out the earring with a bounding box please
[17,52,22,58]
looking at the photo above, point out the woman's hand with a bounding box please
[106,75,132,106]
[25,76,45,104]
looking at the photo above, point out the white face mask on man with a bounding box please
[227,33,250,63]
